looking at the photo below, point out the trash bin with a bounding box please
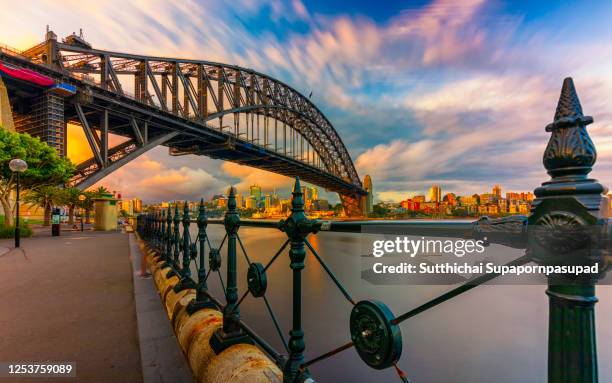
[51,208,61,236]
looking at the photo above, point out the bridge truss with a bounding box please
[5,31,365,214]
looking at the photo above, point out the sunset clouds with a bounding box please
[1,1,611,202]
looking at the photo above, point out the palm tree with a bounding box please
[61,187,81,225]
[93,186,110,197]
[80,190,96,224]
[23,186,63,226]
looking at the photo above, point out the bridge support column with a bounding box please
[528,78,608,383]
[13,90,66,157]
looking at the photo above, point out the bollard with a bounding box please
[278,177,320,383]
[528,78,609,383]
[210,187,252,353]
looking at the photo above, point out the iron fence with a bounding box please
[136,78,609,383]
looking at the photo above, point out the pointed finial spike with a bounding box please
[547,77,593,131]
[293,176,302,193]
[554,77,583,120]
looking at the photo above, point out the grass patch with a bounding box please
[0,215,45,226]
[0,223,33,238]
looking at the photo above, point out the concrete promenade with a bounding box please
[0,228,142,382]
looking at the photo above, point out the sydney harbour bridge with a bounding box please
[0,29,367,216]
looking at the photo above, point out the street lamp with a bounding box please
[78,194,86,231]
[9,158,28,248]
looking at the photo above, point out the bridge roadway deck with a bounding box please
[0,227,177,383]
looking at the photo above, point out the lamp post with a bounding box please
[78,194,86,231]
[9,159,28,248]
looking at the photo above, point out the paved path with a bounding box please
[0,230,142,383]
[128,234,192,383]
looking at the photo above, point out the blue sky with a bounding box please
[1,0,611,202]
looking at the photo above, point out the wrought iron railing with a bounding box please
[136,77,609,383]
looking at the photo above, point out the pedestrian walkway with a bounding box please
[0,230,142,382]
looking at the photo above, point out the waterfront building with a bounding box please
[480,193,495,205]
[492,184,502,200]
[413,195,426,203]
[443,193,457,206]
[245,196,256,209]
[217,196,228,208]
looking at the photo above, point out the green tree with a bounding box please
[23,186,64,226]
[0,129,74,226]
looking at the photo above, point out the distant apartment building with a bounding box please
[413,195,426,203]
[443,193,457,206]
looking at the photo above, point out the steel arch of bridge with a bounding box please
[19,33,363,199]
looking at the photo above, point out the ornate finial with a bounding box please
[198,198,207,228]
[183,201,189,222]
[542,78,596,178]
[174,202,180,223]
[291,177,304,212]
[167,204,172,222]
[228,186,236,211]
[547,78,593,132]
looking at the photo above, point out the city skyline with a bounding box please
[1,1,611,204]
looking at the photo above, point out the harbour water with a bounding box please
[188,223,612,382]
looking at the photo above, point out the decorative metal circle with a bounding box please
[247,262,267,297]
[350,300,402,370]
[209,248,221,271]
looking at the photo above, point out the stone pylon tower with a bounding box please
[0,77,16,132]
[364,175,373,214]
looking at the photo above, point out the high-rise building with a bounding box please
[236,193,244,209]
[364,175,373,214]
[250,184,262,201]
[428,185,442,203]
[245,196,256,209]
[264,194,271,211]
[131,198,142,213]
[492,184,502,200]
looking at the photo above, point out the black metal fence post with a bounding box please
[188,198,216,313]
[211,187,252,352]
[528,78,609,383]
[175,201,196,292]
[279,177,320,382]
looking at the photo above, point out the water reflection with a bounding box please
[187,225,612,382]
